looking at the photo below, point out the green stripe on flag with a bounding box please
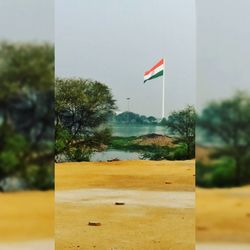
[144,70,163,83]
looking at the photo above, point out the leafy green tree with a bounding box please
[115,112,139,124]
[114,112,158,125]
[148,116,157,125]
[166,105,196,159]
[55,78,116,161]
[198,92,250,185]
[0,42,54,190]
[159,117,168,126]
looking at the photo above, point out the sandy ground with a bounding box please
[196,187,250,249]
[0,239,54,250]
[55,160,195,250]
[56,160,195,192]
[56,188,194,208]
[197,243,250,250]
[0,191,54,250]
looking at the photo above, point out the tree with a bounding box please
[0,42,54,190]
[159,117,168,126]
[114,112,158,125]
[198,92,250,185]
[148,116,157,125]
[55,78,116,161]
[166,106,196,159]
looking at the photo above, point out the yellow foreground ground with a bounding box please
[56,160,195,250]
[56,160,195,192]
[0,191,54,242]
[196,187,250,243]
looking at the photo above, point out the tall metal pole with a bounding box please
[162,59,165,118]
[126,98,130,112]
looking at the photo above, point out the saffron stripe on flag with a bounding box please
[144,58,164,76]
[144,58,164,83]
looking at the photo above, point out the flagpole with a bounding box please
[162,59,165,118]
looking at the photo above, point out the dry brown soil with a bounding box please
[56,160,195,250]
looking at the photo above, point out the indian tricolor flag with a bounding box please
[144,58,165,83]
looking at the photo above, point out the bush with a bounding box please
[212,158,236,187]
[172,143,188,160]
[0,151,19,176]
[141,146,170,160]
[141,143,190,161]
[196,157,236,187]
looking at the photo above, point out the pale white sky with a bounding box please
[197,0,250,110]
[55,0,196,117]
[1,1,249,116]
[0,0,54,42]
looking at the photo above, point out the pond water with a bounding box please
[90,125,172,162]
[110,124,170,137]
[91,150,140,162]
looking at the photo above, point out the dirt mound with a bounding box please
[134,134,175,146]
